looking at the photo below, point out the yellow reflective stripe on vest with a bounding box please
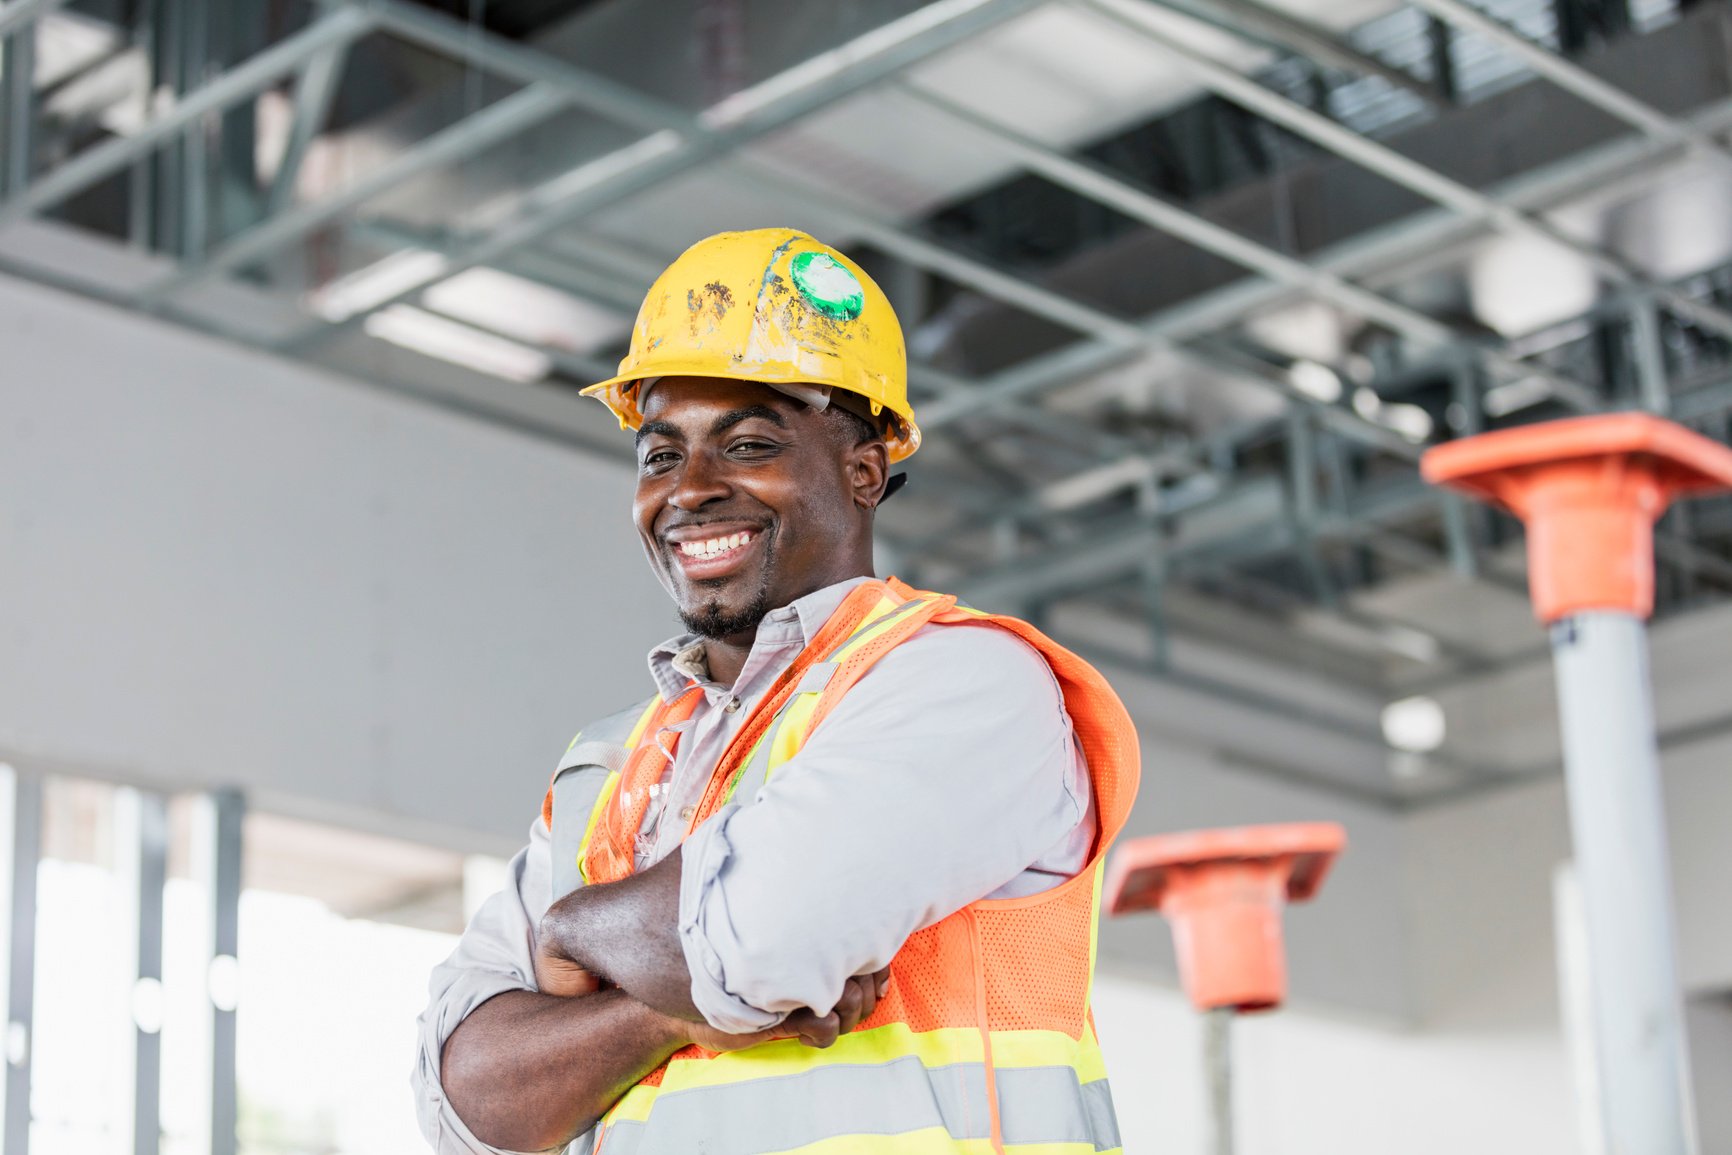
[624,698,662,748]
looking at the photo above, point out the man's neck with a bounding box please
[701,571,874,687]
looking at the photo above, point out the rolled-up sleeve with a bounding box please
[412,815,554,1154]
[677,622,1092,1033]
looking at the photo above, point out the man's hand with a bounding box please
[667,967,891,1052]
[534,907,606,996]
[534,949,603,998]
[534,952,892,1053]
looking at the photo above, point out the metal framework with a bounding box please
[3,0,1732,805]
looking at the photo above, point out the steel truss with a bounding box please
[3,0,1732,802]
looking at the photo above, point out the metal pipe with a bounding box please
[0,6,375,228]
[1550,613,1697,1154]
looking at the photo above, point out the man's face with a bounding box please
[633,377,878,642]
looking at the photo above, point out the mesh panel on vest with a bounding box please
[976,889,1095,1033]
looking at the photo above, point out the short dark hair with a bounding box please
[823,402,882,448]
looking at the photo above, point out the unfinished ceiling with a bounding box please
[3,0,1731,807]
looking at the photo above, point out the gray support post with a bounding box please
[1,766,41,1155]
[1202,1006,1234,1155]
[115,790,169,1155]
[1554,862,1607,1155]
[1550,613,1697,1154]
[207,790,243,1155]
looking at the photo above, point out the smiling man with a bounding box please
[413,229,1141,1155]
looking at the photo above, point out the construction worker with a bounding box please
[413,228,1141,1155]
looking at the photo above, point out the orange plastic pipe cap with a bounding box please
[1422,414,1732,623]
[1104,823,1346,1013]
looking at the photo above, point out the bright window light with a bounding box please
[364,305,553,383]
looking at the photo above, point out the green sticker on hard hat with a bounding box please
[790,251,864,321]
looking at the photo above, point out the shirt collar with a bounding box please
[646,575,877,701]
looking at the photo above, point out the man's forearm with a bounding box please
[543,848,701,1020]
[440,988,684,1152]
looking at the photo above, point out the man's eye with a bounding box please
[641,449,678,469]
[730,439,778,454]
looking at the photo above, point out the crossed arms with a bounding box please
[439,849,887,1152]
[413,625,1090,1154]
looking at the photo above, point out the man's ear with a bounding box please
[848,439,892,510]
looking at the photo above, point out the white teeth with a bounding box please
[678,531,753,558]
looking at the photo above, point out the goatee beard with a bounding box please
[680,586,772,640]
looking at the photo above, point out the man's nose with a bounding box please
[668,452,731,511]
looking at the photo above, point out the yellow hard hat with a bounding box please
[581,228,921,461]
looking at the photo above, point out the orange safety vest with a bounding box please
[547,579,1140,1155]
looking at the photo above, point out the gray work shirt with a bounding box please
[413,577,1095,1155]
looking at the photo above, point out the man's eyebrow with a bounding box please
[711,405,789,436]
[635,419,680,447]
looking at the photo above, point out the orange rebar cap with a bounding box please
[1105,823,1345,1013]
[1422,413,1732,624]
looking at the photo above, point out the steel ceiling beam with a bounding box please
[1405,0,1732,171]
[957,93,1732,395]
[725,156,1432,458]
[266,0,1424,489]
[273,0,1047,349]
[906,83,1602,410]
[0,6,376,229]
[1,4,34,199]
[1084,0,1732,348]
[134,83,572,303]
[1154,0,1445,107]
[264,40,352,216]
[0,0,66,39]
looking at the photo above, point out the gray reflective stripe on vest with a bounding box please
[550,697,655,901]
[997,1069,1120,1151]
[599,1060,1118,1155]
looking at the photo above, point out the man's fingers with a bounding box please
[785,1009,840,1049]
[874,967,891,1000]
[853,974,880,1025]
[834,979,865,1035]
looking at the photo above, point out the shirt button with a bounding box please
[723,697,742,713]
[679,806,695,821]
